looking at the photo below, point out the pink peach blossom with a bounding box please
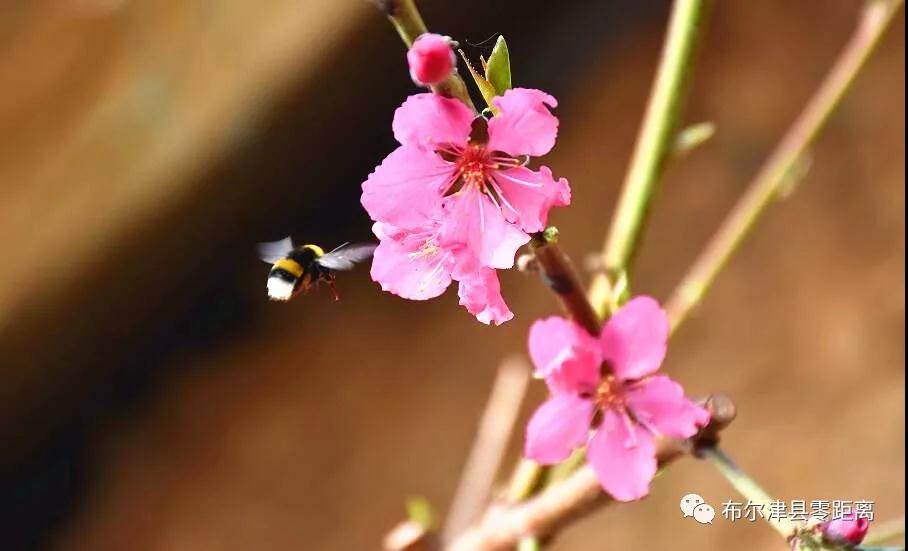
[361,89,570,273]
[524,297,709,501]
[362,87,571,324]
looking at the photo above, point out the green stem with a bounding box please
[519,0,711,496]
[700,446,799,539]
[517,536,542,551]
[665,0,904,334]
[378,0,476,109]
[382,0,427,46]
[507,458,547,503]
[588,0,709,317]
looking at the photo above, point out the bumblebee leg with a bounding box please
[291,276,311,299]
[326,277,340,301]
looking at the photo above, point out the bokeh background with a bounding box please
[0,1,904,550]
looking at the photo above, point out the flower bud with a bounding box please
[820,514,870,547]
[407,33,455,86]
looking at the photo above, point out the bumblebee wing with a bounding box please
[257,236,295,264]
[316,243,377,271]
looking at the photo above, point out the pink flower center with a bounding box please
[436,140,532,215]
[456,147,490,190]
[595,374,627,411]
[592,374,647,447]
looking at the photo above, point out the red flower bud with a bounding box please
[407,33,455,86]
[820,514,870,547]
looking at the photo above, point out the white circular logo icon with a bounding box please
[680,493,705,517]
[693,503,716,524]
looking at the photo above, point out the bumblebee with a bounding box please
[257,237,376,301]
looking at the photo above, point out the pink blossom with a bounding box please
[407,34,456,86]
[524,297,709,501]
[361,89,570,273]
[820,514,870,547]
[370,217,513,325]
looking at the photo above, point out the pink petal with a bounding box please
[487,88,559,157]
[361,146,456,229]
[491,165,571,232]
[625,376,710,440]
[440,186,530,277]
[524,394,595,464]
[600,296,669,381]
[528,317,601,394]
[587,409,658,502]
[456,268,513,325]
[370,222,453,300]
[392,93,475,149]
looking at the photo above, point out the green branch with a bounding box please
[588,0,709,317]
[700,446,799,538]
[665,0,904,334]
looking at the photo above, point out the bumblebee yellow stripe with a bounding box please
[302,244,325,256]
[274,258,304,278]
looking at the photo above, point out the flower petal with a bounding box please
[600,296,669,381]
[491,165,571,232]
[524,394,595,464]
[487,88,559,157]
[528,317,601,394]
[587,409,658,502]
[440,186,530,277]
[457,268,513,325]
[392,93,475,149]
[625,375,710,440]
[361,146,455,229]
[370,222,453,300]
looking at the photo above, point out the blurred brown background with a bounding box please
[0,1,903,550]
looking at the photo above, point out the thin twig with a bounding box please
[529,232,602,336]
[665,0,904,334]
[448,395,736,550]
[510,232,605,504]
[587,0,710,317]
[374,0,476,110]
[699,446,799,539]
[443,357,532,541]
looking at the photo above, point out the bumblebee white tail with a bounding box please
[266,277,295,301]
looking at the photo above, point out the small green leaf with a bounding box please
[405,496,436,530]
[777,152,812,200]
[671,121,716,157]
[459,50,500,114]
[485,35,512,96]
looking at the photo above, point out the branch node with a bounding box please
[693,393,737,453]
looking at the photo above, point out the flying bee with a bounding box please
[257,237,376,301]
